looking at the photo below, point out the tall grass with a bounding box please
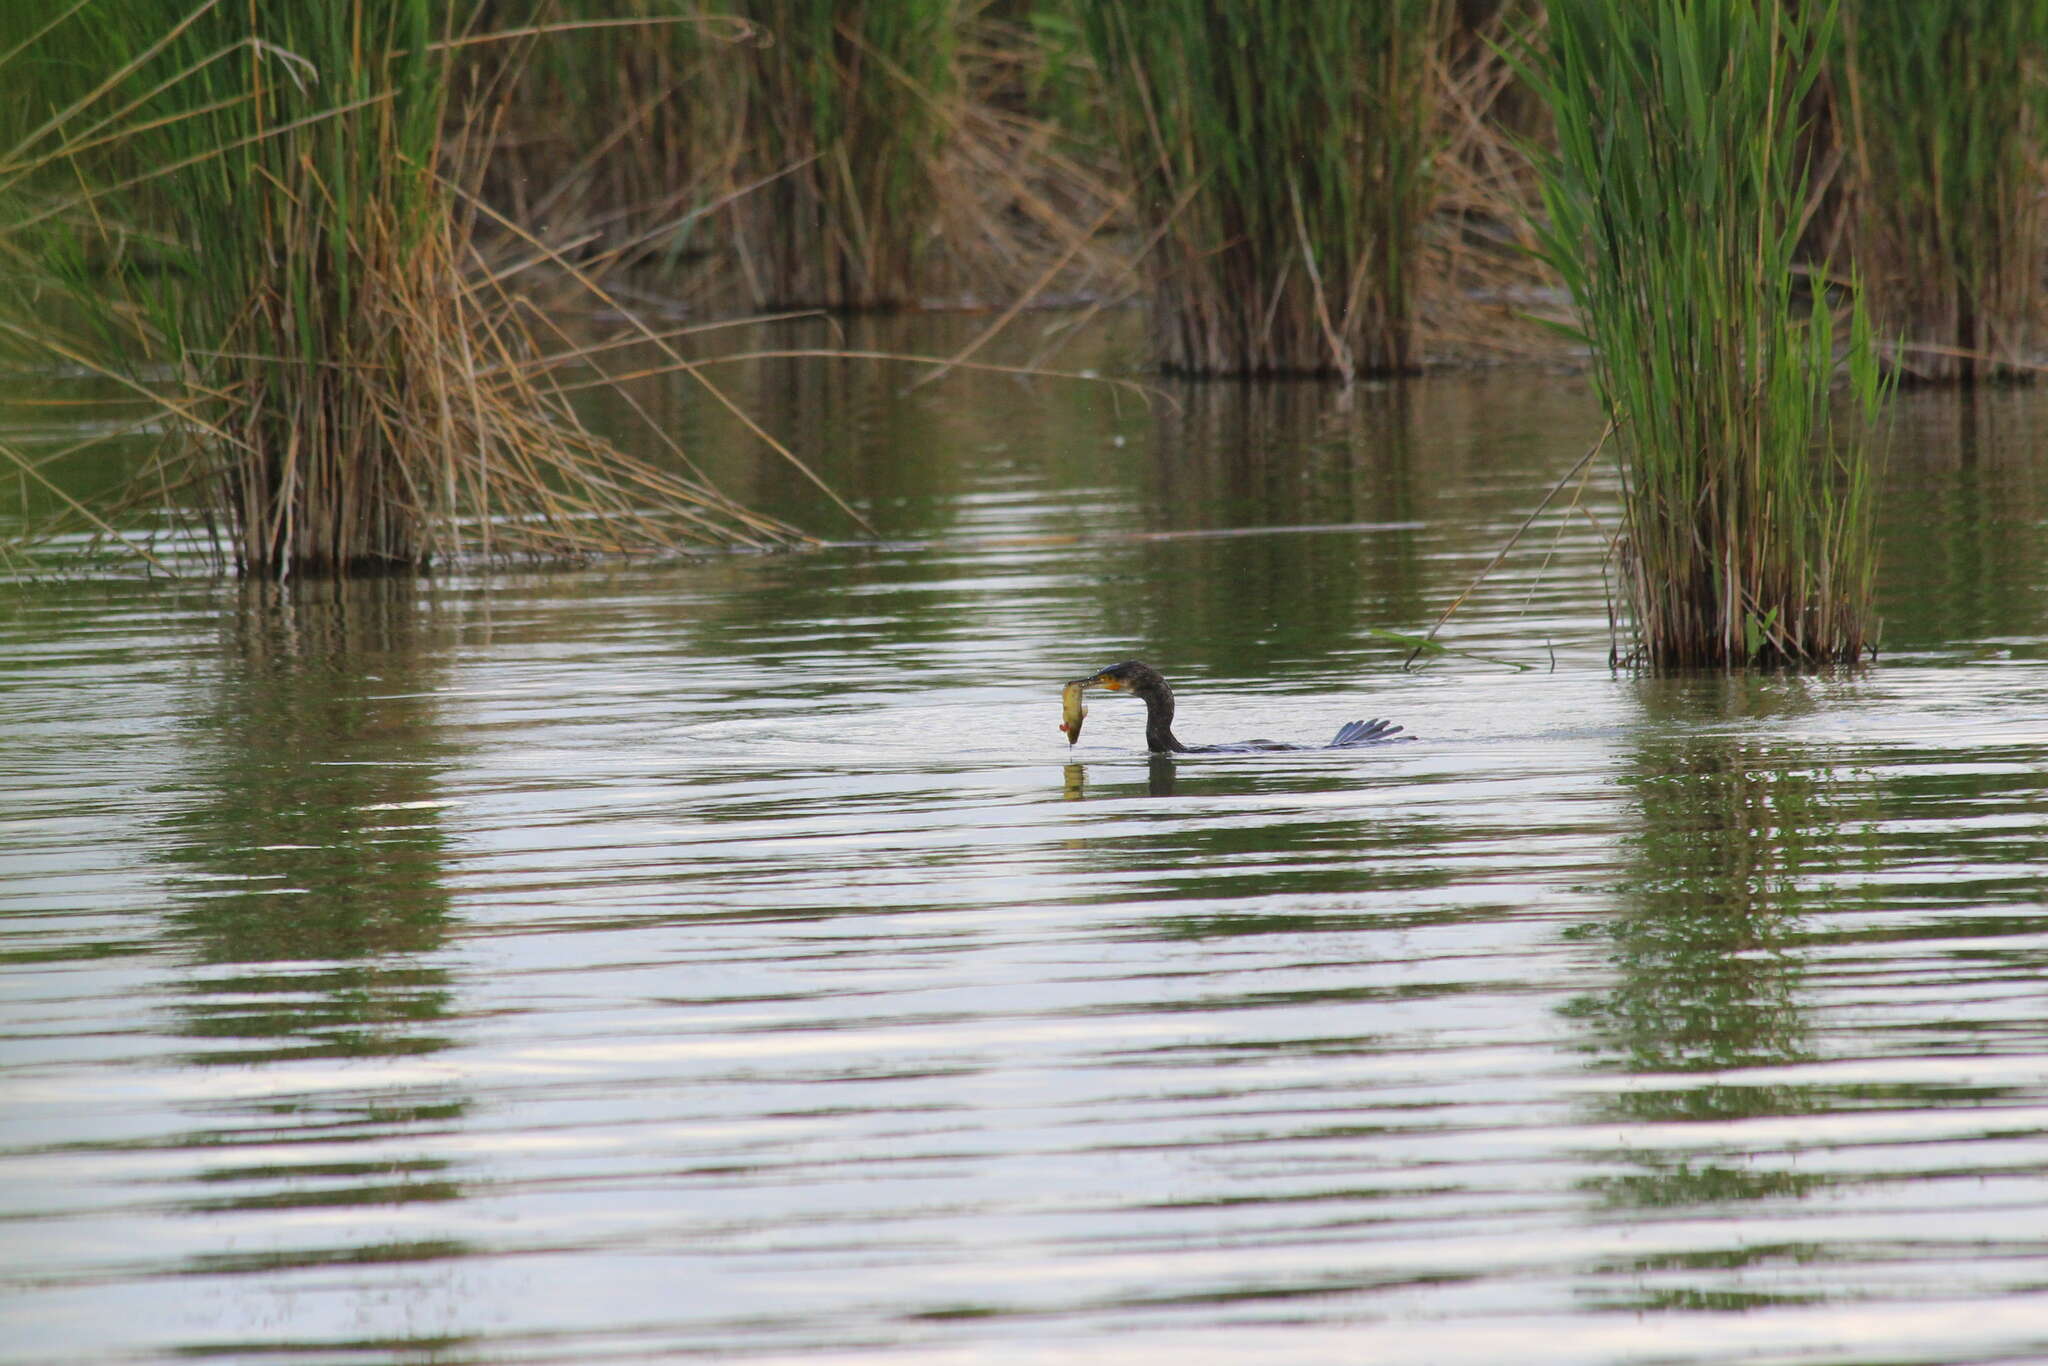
[1526,0,1888,668]
[719,0,958,310]
[0,0,804,574]
[469,2,1115,312]
[460,1,753,282]
[1076,0,1443,377]
[1416,0,1562,362]
[1832,0,2048,383]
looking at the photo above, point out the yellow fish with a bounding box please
[1059,679,1088,745]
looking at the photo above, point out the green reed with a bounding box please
[1075,0,1442,377]
[1,0,804,574]
[718,0,958,309]
[1833,0,2048,382]
[1525,0,1887,667]
[0,0,443,572]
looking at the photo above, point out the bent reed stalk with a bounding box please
[1832,0,2048,383]
[1076,0,1443,378]
[1526,0,1888,668]
[1,0,805,576]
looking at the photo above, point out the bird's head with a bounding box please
[1076,660,1169,699]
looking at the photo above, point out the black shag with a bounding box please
[1069,660,1403,754]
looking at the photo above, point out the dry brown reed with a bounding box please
[455,5,758,287]
[465,2,1126,320]
[1411,0,1571,364]
[10,188,813,573]
[220,196,813,571]
[917,6,1129,313]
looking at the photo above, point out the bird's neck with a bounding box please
[1141,685,1186,753]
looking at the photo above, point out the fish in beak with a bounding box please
[1059,678,1090,743]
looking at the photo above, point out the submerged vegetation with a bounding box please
[1528,0,1887,667]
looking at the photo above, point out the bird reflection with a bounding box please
[1059,756,1179,799]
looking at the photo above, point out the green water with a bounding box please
[3,319,2047,1364]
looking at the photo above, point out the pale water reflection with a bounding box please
[4,330,2048,1364]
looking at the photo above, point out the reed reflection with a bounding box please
[158,578,456,1058]
[1568,681,1861,1218]
[1569,738,1824,1082]
[592,314,1000,539]
[152,577,470,1245]
[1100,380,1425,678]
[1878,388,2048,650]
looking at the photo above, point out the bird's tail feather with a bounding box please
[1330,718,1404,747]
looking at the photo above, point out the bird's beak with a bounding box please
[1078,672,1122,692]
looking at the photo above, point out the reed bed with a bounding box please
[1075,0,1444,378]
[17,0,2046,593]
[1411,0,1564,362]
[1831,0,2048,382]
[1,0,806,575]
[468,2,1122,313]
[459,1,755,285]
[1526,0,1888,668]
[716,0,958,310]
[917,4,1129,312]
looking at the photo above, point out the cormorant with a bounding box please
[1065,660,1403,754]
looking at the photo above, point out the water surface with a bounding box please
[5,324,2048,1364]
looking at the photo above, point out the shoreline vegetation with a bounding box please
[1,0,2043,666]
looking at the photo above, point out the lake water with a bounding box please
[5,319,2048,1364]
